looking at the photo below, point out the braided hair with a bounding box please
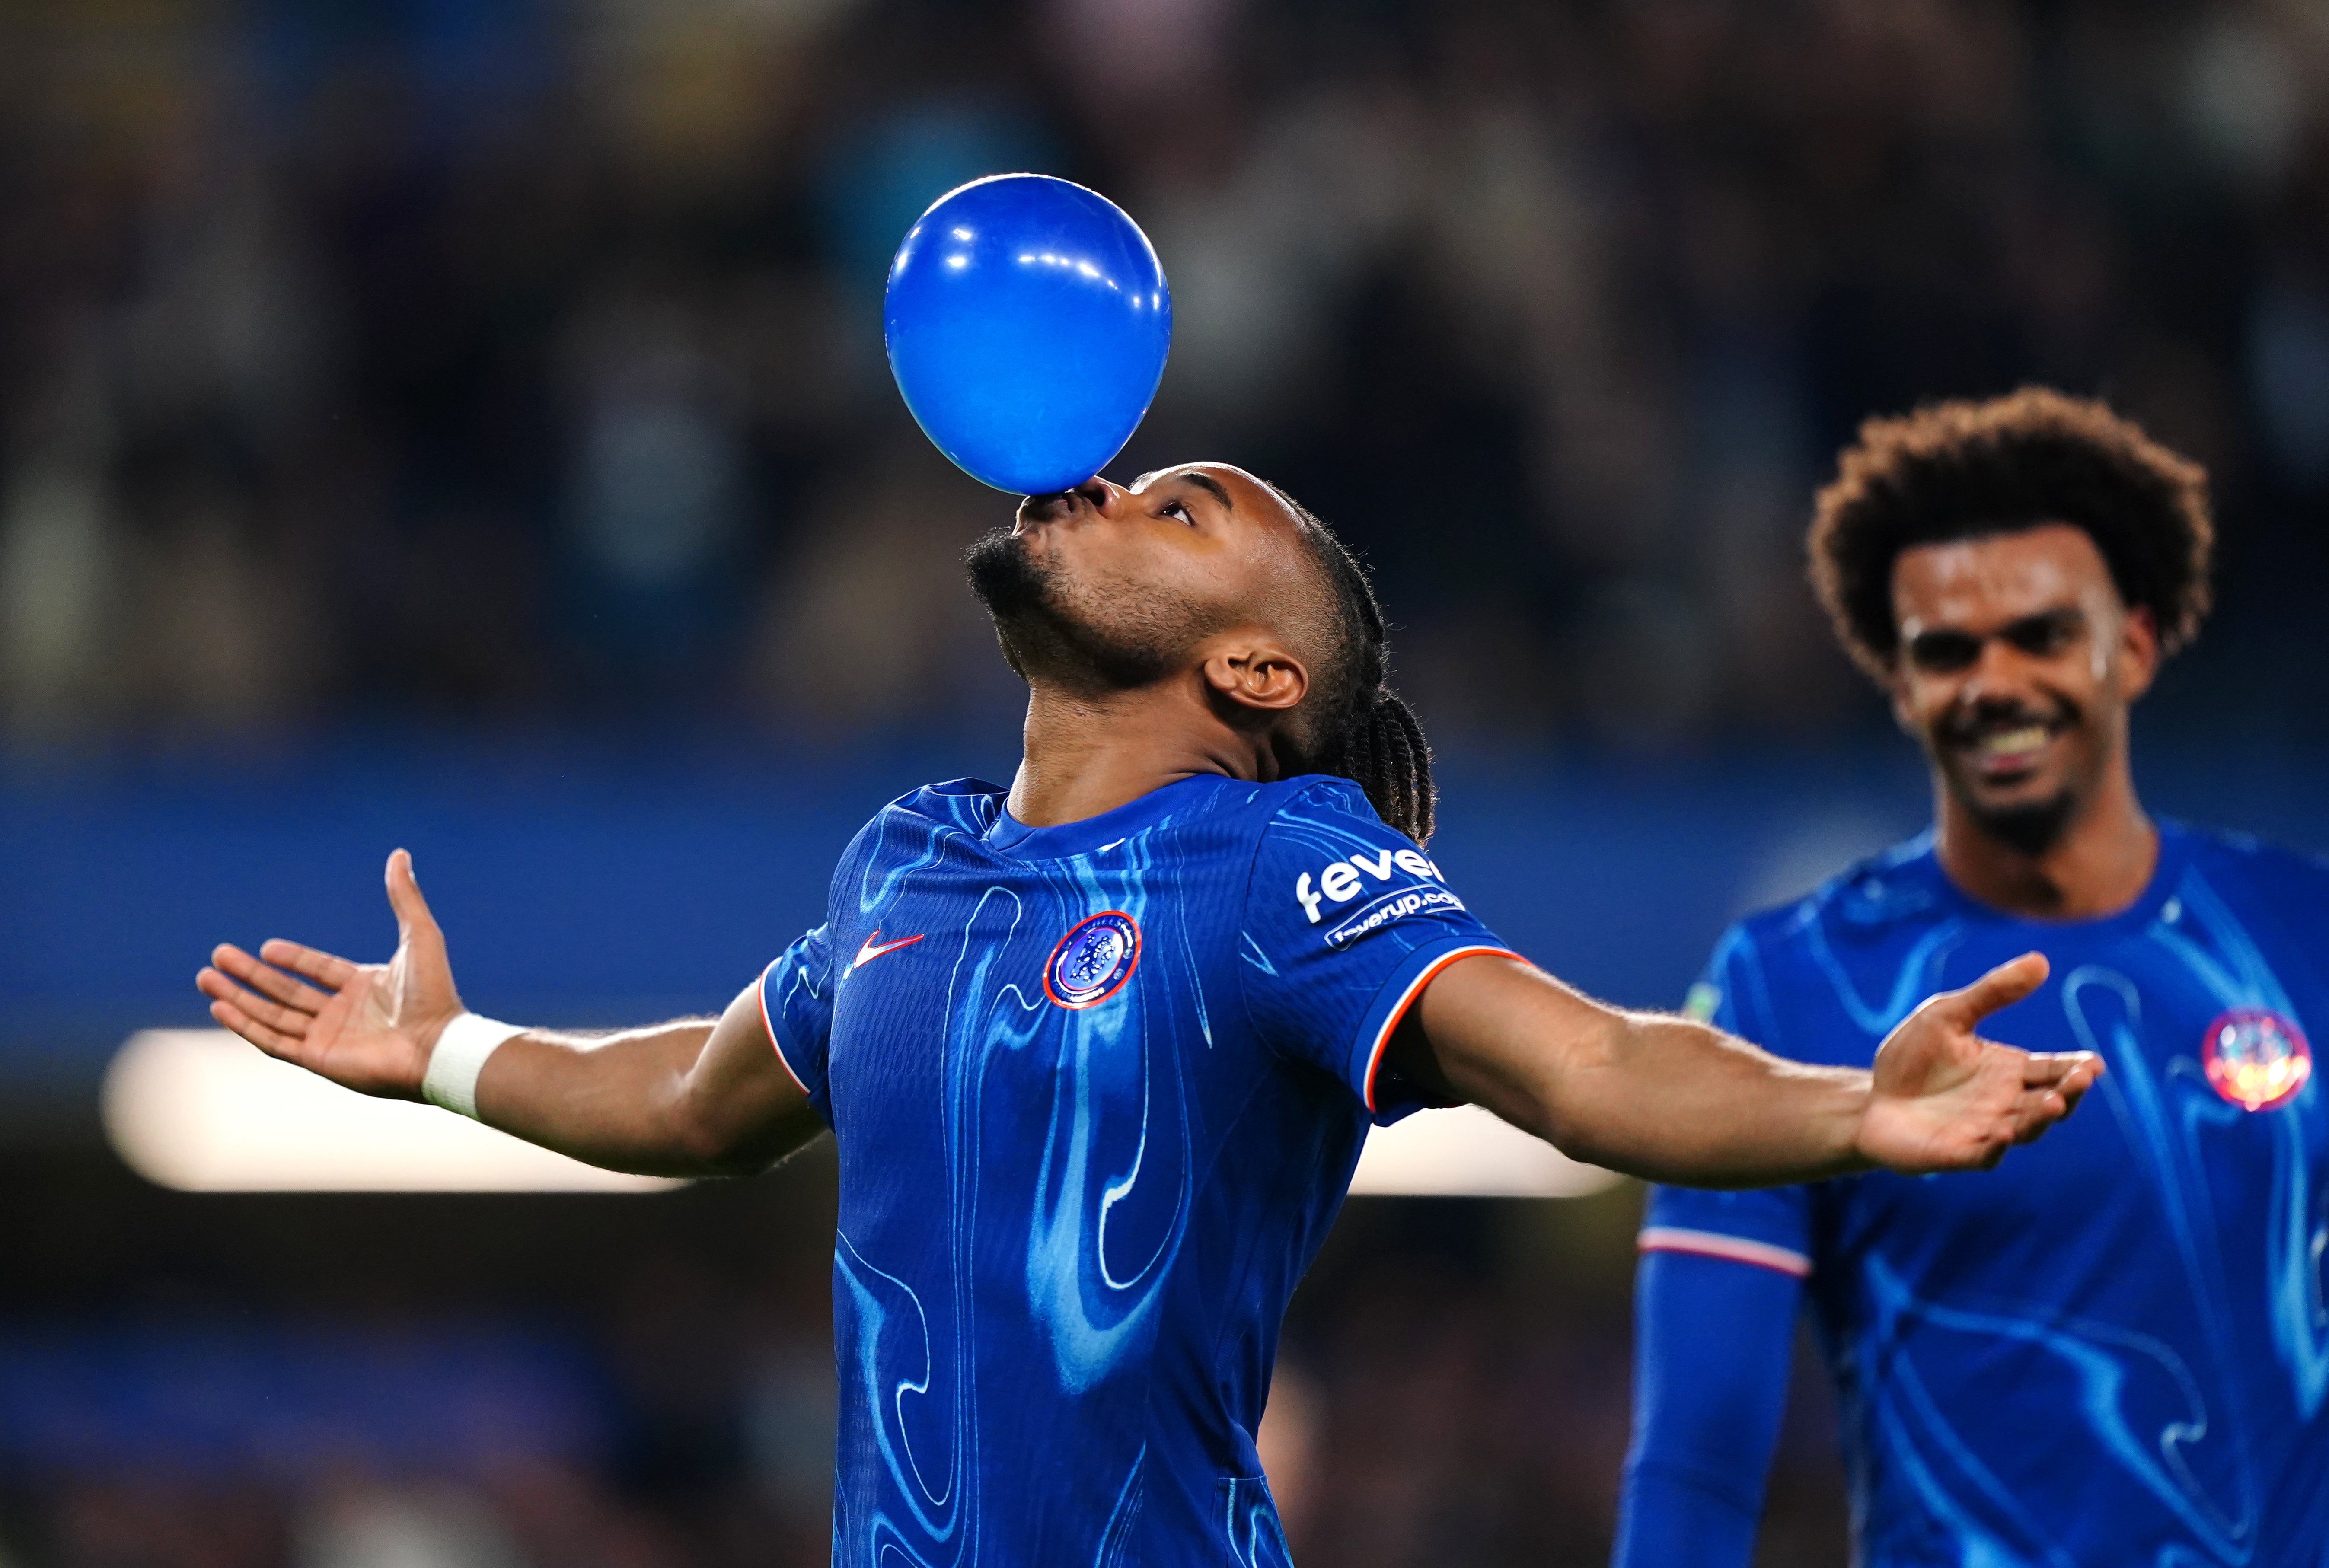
[1276,493,1437,845]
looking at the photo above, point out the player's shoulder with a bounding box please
[2170,820,2329,880]
[833,777,1008,872]
[835,772,1409,879]
[2172,818,2329,906]
[1684,834,1945,1055]
[877,776,1011,831]
[1251,774,1416,844]
[1155,771,1337,835]
[1722,830,1951,962]
[856,772,1323,873]
[1116,773,1421,868]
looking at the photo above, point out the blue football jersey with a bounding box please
[756,773,1516,1567]
[1643,822,2329,1567]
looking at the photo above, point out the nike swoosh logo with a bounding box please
[852,930,924,970]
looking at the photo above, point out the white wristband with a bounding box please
[422,1012,526,1120]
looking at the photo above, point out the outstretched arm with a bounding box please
[195,850,824,1179]
[1390,951,2099,1184]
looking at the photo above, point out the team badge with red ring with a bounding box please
[2201,1007,2312,1112]
[1044,911,1142,1009]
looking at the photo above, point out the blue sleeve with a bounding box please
[758,923,837,1125]
[1612,1249,1802,1568]
[1613,923,1811,1568]
[1238,781,1519,1123]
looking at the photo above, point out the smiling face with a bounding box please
[1888,523,2159,854]
[966,463,1338,703]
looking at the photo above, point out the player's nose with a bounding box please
[1960,636,2039,701]
[1018,478,1118,527]
[1074,477,1124,516]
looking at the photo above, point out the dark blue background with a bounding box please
[10,739,2325,1099]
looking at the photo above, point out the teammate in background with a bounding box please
[198,465,2096,1568]
[1614,389,2329,1568]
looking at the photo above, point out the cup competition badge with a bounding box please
[2200,1007,2313,1112]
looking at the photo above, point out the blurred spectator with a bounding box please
[2,0,2324,749]
[5,3,2326,1564]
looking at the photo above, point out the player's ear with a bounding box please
[1885,657,1918,736]
[2116,603,2159,702]
[1200,635,1308,714]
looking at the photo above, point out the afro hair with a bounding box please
[1808,387,2214,680]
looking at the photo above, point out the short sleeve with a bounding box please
[1238,782,1520,1124]
[1639,926,1813,1276]
[759,924,837,1124]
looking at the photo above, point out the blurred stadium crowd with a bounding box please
[6,1153,1854,1568]
[4,0,2328,749]
[6,2,2329,1566]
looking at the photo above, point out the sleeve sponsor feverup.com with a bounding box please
[1293,845,1449,942]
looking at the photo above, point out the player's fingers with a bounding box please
[258,939,360,990]
[210,943,332,1014]
[1944,952,2051,1026]
[197,966,315,1041]
[384,849,440,937]
[2020,1049,2102,1087]
[207,994,306,1060]
[2037,1057,2098,1124]
[2011,1088,2070,1142]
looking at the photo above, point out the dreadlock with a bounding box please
[1276,493,1437,845]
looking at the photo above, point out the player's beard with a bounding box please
[1960,790,2079,857]
[1932,694,2086,857]
[964,528,1206,695]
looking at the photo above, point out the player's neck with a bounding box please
[1932,757,2157,922]
[1007,679,1274,827]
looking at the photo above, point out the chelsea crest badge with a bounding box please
[1044,911,1142,1010]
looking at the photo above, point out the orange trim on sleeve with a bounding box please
[1360,945,1524,1114]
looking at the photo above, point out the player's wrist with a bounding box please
[421,1012,527,1119]
[1836,1072,1883,1176]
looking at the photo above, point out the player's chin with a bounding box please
[1956,767,2057,818]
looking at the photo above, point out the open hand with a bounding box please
[1857,953,2102,1175]
[194,850,463,1099]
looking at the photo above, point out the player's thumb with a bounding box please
[1947,951,2050,1026]
[384,849,442,943]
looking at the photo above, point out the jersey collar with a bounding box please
[1919,819,2195,934]
[983,773,1235,860]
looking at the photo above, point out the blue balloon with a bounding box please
[885,174,1172,495]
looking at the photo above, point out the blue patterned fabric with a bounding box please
[1632,822,2329,1568]
[756,773,1516,1567]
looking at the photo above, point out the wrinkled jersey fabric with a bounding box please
[1629,822,2329,1568]
[758,773,1516,1567]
